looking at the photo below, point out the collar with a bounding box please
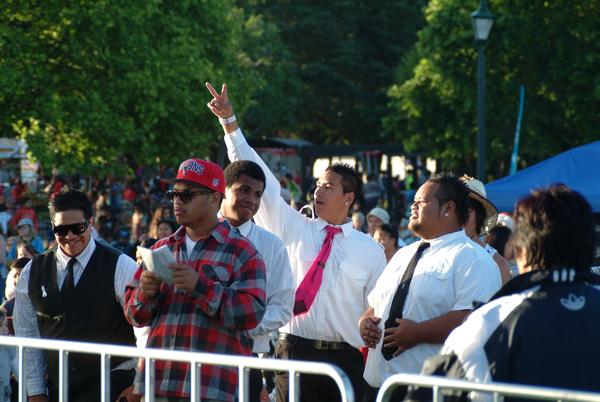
[170,220,231,246]
[315,217,354,238]
[56,237,96,270]
[217,212,253,237]
[489,268,600,303]
[426,229,468,252]
[234,219,253,237]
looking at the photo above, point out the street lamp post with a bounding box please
[471,0,494,181]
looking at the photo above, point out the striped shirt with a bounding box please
[123,221,266,401]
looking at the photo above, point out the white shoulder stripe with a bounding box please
[440,286,540,383]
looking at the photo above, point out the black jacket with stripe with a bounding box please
[407,269,600,402]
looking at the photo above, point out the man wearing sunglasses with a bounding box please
[14,190,140,402]
[123,158,266,402]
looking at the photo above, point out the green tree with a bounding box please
[385,0,600,178]
[0,1,262,175]
[243,0,427,143]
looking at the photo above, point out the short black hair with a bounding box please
[48,190,93,221]
[157,219,179,234]
[378,224,399,243]
[513,184,595,272]
[468,197,487,235]
[487,226,512,257]
[11,257,31,271]
[325,163,362,203]
[223,160,266,191]
[427,172,470,225]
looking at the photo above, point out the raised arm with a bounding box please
[205,82,307,242]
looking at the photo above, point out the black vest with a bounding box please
[28,241,136,390]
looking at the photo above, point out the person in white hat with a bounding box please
[366,207,390,237]
[461,176,512,284]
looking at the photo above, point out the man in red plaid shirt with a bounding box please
[124,158,266,402]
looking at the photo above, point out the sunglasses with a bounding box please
[166,189,213,203]
[52,221,89,237]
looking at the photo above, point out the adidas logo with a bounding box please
[560,293,585,311]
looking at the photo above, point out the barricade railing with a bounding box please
[376,374,600,402]
[0,336,354,402]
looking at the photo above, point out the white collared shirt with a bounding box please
[14,239,140,396]
[225,129,387,348]
[364,229,502,387]
[234,219,295,353]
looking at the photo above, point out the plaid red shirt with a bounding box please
[124,221,266,401]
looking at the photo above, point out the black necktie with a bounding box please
[61,258,77,302]
[381,242,430,360]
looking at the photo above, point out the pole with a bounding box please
[476,42,486,181]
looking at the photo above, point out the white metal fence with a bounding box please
[0,336,354,402]
[376,374,600,402]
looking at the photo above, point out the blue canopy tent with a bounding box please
[485,141,600,212]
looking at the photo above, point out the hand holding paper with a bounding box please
[137,245,176,285]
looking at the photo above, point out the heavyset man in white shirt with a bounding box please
[220,160,295,402]
[206,83,387,402]
[359,173,502,402]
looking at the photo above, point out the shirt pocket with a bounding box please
[411,265,453,311]
[201,263,231,285]
[331,261,368,297]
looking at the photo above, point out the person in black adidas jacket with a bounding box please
[407,184,600,402]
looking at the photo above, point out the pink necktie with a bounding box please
[293,225,343,316]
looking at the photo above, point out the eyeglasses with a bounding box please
[166,189,213,203]
[52,221,89,237]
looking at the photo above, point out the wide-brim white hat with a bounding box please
[461,175,498,236]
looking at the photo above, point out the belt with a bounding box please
[279,333,355,351]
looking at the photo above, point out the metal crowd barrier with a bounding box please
[0,336,354,402]
[377,374,600,402]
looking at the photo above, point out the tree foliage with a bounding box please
[385,0,600,178]
[243,0,427,143]
[0,0,262,175]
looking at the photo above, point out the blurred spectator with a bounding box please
[373,224,404,263]
[111,228,134,257]
[366,207,390,237]
[155,219,178,240]
[486,212,518,277]
[0,203,10,237]
[352,211,366,233]
[16,242,38,260]
[148,205,172,239]
[9,197,38,232]
[130,202,147,244]
[7,219,44,260]
[3,257,29,332]
[461,176,512,284]
[10,179,26,204]
[363,174,383,211]
[279,178,292,205]
[398,217,419,245]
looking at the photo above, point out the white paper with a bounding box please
[137,245,176,285]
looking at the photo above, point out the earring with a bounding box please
[444,212,449,217]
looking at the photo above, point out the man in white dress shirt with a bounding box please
[358,173,502,402]
[221,160,295,402]
[206,83,387,402]
[14,190,140,402]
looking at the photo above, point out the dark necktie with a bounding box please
[293,225,343,316]
[381,242,430,360]
[61,258,77,303]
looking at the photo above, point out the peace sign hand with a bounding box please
[205,82,234,119]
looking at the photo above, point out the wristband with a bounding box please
[218,115,237,125]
